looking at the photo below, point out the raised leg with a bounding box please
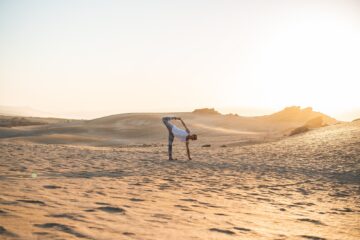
[163,117,175,160]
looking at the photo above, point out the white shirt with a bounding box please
[171,124,189,142]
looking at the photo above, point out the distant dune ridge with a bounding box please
[0,106,338,147]
[260,106,336,124]
[0,105,56,118]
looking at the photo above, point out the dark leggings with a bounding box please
[162,117,174,158]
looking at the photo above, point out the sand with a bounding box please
[0,121,359,240]
[0,107,338,147]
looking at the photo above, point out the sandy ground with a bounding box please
[0,107,338,147]
[0,122,359,240]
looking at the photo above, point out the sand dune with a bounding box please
[0,107,338,147]
[0,121,359,240]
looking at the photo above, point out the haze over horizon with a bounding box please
[1,0,359,121]
[0,104,358,122]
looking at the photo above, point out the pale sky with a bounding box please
[0,0,359,120]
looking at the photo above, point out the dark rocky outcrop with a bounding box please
[192,108,220,115]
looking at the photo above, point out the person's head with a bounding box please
[187,134,197,141]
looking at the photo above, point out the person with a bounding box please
[162,117,197,160]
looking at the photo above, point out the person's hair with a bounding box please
[192,134,197,140]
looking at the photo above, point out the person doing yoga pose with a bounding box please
[162,117,197,160]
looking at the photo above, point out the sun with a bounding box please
[216,6,360,118]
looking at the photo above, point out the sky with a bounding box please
[0,0,359,120]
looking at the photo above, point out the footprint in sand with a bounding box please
[33,232,52,236]
[48,213,85,222]
[174,205,193,212]
[0,201,18,206]
[294,202,315,206]
[97,206,125,214]
[300,235,326,240]
[180,198,197,202]
[84,209,96,212]
[297,218,326,225]
[152,213,172,220]
[158,183,171,190]
[130,182,142,186]
[331,207,354,213]
[214,213,228,216]
[43,185,62,189]
[329,191,350,198]
[209,228,236,235]
[0,226,17,237]
[17,199,46,206]
[199,202,222,208]
[95,202,110,206]
[129,198,145,202]
[123,232,135,236]
[234,227,252,232]
[34,223,88,239]
[0,210,8,215]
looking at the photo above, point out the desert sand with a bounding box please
[0,107,337,147]
[0,113,359,239]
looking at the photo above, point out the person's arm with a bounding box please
[179,119,190,133]
[186,141,191,160]
[162,116,179,124]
